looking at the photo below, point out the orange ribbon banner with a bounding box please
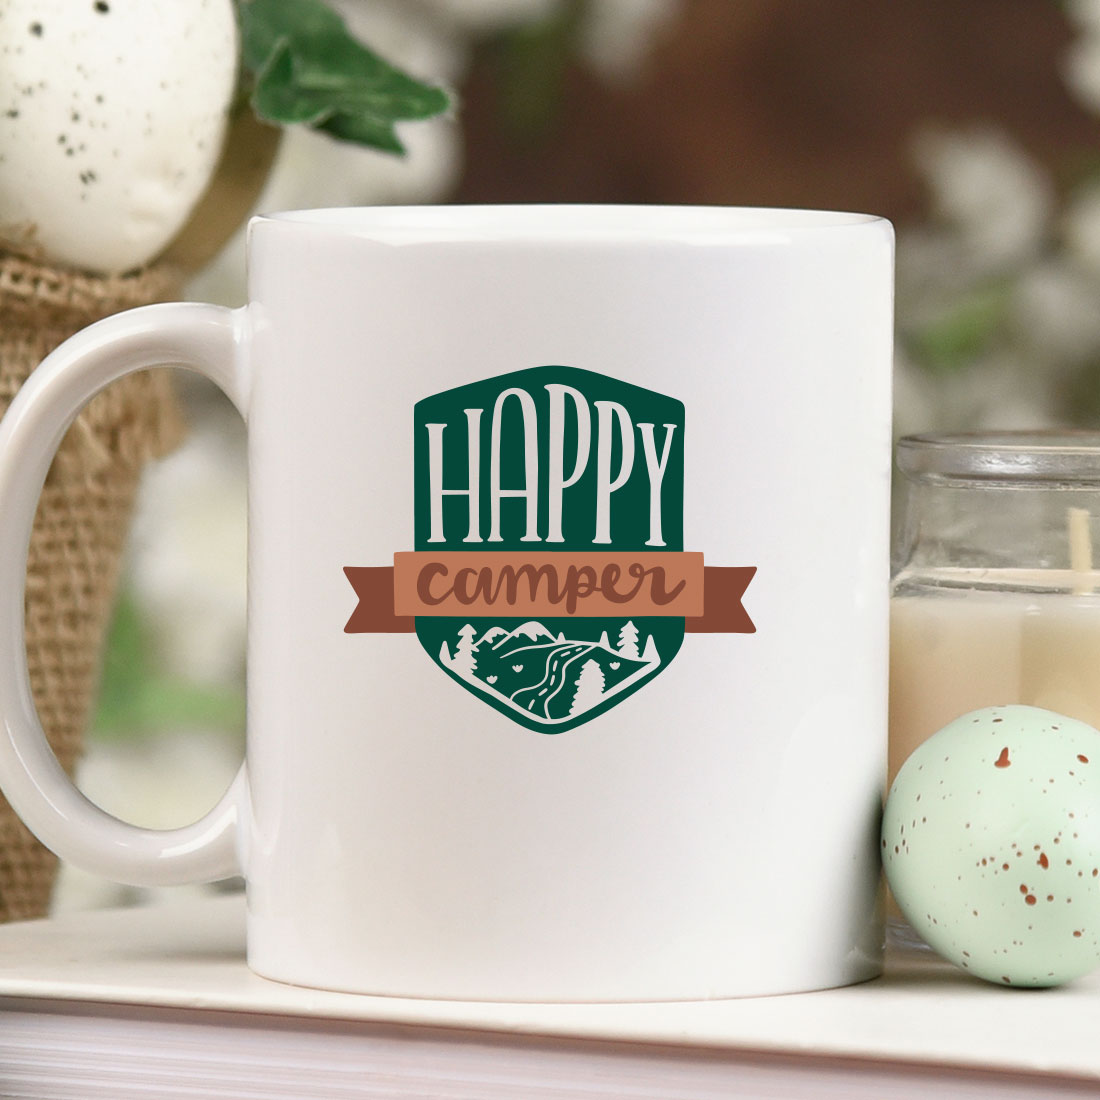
[395,551,704,618]
[344,556,755,634]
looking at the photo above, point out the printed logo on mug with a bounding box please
[344,365,755,733]
[0,206,894,1002]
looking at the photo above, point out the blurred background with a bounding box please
[55,0,1100,909]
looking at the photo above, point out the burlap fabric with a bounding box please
[0,252,186,921]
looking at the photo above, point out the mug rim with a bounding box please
[249,203,888,243]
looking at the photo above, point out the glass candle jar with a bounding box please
[890,431,1100,787]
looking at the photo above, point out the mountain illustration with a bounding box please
[484,620,557,655]
[439,619,660,726]
[474,625,509,648]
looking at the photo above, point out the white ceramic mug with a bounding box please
[0,206,893,1001]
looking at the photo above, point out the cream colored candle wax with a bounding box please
[889,579,1100,788]
[889,590,1022,788]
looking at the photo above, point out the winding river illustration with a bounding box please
[438,619,661,727]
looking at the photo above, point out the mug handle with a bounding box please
[0,301,247,886]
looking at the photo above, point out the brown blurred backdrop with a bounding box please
[455,0,1093,221]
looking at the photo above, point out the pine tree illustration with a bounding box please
[641,634,660,665]
[452,624,477,678]
[598,629,611,650]
[570,658,605,715]
[617,620,640,660]
[439,640,452,665]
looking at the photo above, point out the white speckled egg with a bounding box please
[884,705,1100,987]
[0,0,237,274]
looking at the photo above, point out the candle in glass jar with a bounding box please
[887,432,1100,934]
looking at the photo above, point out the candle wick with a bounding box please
[1068,506,1093,594]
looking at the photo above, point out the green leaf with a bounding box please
[237,0,451,155]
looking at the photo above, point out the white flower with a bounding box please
[1064,34,1100,112]
[1063,185,1100,274]
[1062,0,1100,113]
[1012,259,1100,365]
[579,0,680,82]
[911,128,1052,275]
[1064,0,1100,32]
[927,354,1059,433]
[891,346,1049,440]
[896,225,984,318]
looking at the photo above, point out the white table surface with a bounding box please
[0,895,1096,1080]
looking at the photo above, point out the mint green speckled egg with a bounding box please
[883,705,1100,987]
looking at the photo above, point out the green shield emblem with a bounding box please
[412,366,686,734]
